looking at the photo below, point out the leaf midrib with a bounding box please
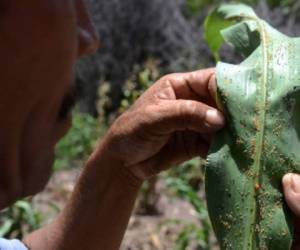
[243,18,269,250]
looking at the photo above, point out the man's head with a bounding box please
[0,0,99,207]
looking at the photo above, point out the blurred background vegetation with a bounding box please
[1,0,300,249]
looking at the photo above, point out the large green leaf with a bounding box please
[205,3,300,250]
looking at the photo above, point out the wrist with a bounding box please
[86,139,144,190]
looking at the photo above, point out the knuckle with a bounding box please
[185,71,199,84]
[193,70,205,84]
[160,73,181,85]
[158,75,171,86]
[179,100,197,115]
[178,100,195,127]
[160,73,175,82]
[178,101,206,129]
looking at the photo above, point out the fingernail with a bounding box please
[292,174,300,193]
[282,173,293,190]
[205,109,225,127]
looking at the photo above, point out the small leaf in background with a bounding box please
[204,3,257,61]
[0,200,41,239]
[204,8,233,61]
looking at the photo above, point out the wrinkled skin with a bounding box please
[102,69,224,182]
[0,0,299,249]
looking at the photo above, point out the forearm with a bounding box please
[24,144,142,250]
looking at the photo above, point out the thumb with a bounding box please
[282,173,300,216]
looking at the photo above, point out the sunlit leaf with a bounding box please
[205,3,300,249]
[204,4,257,61]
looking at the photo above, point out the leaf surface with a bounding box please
[205,3,300,250]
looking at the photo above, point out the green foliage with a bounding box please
[119,59,160,112]
[97,59,160,123]
[205,3,300,249]
[135,177,160,215]
[167,158,205,189]
[204,0,300,61]
[204,3,259,62]
[54,113,105,170]
[204,9,234,61]
[175,223,210,250]
[163,159,214,250]
[165,175,212,250]
[0,200,41,239]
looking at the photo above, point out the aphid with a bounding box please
[255,183,261,191]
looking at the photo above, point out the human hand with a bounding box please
[282,174,300,249]
[98,68,225,183]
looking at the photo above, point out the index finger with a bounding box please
[160,68,216,101]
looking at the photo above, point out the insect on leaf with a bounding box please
[205,3,300,250]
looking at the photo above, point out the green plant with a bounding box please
[0,200,41,239]
[175,223,210,250]
[118,59,160,113]
[96,59,160,124]
[54,112,105,170]
[204,7,235,61]
[135,177,161,215]
[205,3,300,249]
[165,175,213,249]
[167,158,205,190]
